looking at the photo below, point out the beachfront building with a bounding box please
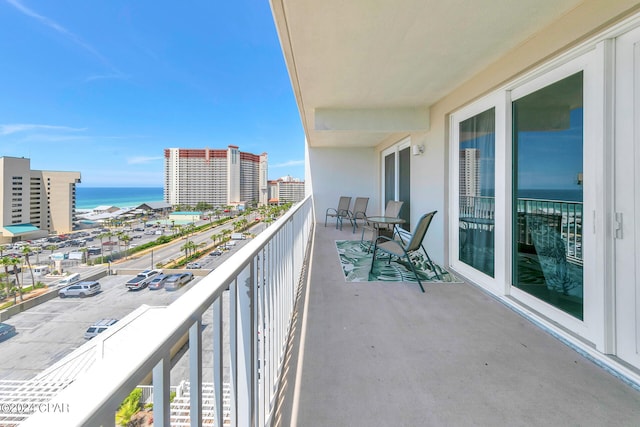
[0,156,80,243]
[268,176,305,205]
[164,146,268,208]
[136,201,172,217]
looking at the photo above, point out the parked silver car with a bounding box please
[58,281,101,298]
[165,273,193,291]
[148,274,168,290]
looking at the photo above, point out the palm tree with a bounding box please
[185,223,196,239]
[80,247,88,264]
[120,234,132,258]
[180,240,197,259]
[0,271,7,299]
[102,231,114,259]
[210,233,220,245]
[96,232,108,248]
[8,257,23,302]
[22,246,35,289]
[0,256,12,298]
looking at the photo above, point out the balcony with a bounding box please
[14,195,640,426]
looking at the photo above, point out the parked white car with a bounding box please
[59,281,101,298]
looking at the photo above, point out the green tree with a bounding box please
[8,257,23,302]
[96,232,108,248]
[180,240,197,259]
[115,388,142,426]
[195,201,212,212]
[80,247,88,264]
[119,234,132,258]
[0,256,12,298]
[210,233,220,245]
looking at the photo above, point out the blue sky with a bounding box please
[0,0,305,187]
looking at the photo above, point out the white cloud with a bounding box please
[270,159,305,168]
[0,124,87,135]
[85,73,130,83]
[127,156,163,165]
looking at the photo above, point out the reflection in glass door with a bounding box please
[512,72,584,320]
[458,108,495,277]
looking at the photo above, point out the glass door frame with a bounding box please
[449,92,508,294]
[508,49,602,341]
[381,138,411,227]
[448,46,606,346]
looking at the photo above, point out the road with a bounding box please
[0,220,261,383]
[113,214,257,271]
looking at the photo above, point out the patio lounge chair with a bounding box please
[346,197,369,233]
[369,211,440,292]
[325,196,352,230]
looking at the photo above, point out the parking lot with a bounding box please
[0,273,201,381]
[0,219,263,382]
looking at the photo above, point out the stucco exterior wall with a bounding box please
[307,146,379,226]
[375,0,640,266]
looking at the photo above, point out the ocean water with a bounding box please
[518,188,582,202]
[76,187,164,210]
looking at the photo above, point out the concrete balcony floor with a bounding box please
[281,223,640,426]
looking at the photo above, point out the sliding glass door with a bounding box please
[382,140,411,230]
[512,72,584,320]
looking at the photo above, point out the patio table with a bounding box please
[362,216,406,251]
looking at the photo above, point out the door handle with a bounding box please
[614,212,623,239]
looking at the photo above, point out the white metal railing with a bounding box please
[516,198,583,264]
[459,195,583,264]
[21,195,314,427]
[459,195,495,220]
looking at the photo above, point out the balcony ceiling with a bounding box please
[272,0,583,148]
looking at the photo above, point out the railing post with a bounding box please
[230,263,254,427]
[189,319,203,427]
[153,352,171,427]
[212,297,224,427]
